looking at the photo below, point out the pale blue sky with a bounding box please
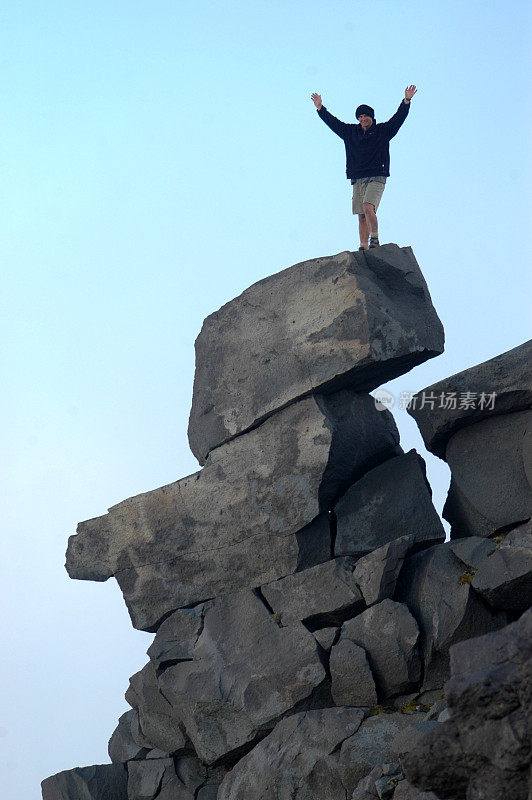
[1,1,531,797]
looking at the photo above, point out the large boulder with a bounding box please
[216,708,366,800]
[143,589,327,765]
[41,764,127,800]
[336,600,421,699]
[443,410,532,539]
[188,245,444,463]
[66,389,400,630]
[395,542,508,690]
[402,610,532,800]
[407,339,532,458]
[334,451,445,558]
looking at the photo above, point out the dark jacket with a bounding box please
[317,100,410,179]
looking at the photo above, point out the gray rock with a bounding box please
[407,339,532,458]
[391,720,441,759]
[216,707,365,799]
[41,764,127,800]
[125,662,187,755]
[471,543,532,612]
[354,535,415,606]
[334,451,444,558]
[392,780,439,800]
[66,389,400,631]
[339,600,421,699]
[448,535,495,567]
[337,712,425,791]
[147,604,205,668]
[313,627,338,651]
[449,531,532,612]
[261,556,364,628]
[153,589,327,764]
[108,710,147,763]
[503,517,532,547]
[443,410,532,539]
[402,610,532,800]
[395,542,507,690]
[188,245,444,463]
[374,773,403,799]
[330,639,377,707]
[127,756,208,800]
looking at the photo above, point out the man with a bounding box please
[311,85,417,250]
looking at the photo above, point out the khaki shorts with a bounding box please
[352,178,386,215]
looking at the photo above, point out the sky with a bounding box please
[1,1,531,797]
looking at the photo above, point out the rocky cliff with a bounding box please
[42,245,531,800]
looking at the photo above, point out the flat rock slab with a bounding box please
[338,599,421,700]
[261,556,364,628]
[189,245,444,463]
[146,589,327,765]
[407,339,532,459]
[217,708,365,800]
[443,410,532,538]
[66,390,399,630]
[334,450,444,558]
[41,764,128,800]
[395,542,508,691]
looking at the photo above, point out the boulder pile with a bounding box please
[42,247,531,800]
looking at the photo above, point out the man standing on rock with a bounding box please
[311,85,417,250]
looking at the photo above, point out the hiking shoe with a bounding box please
[369,237,379,249]
[358,245,368,251]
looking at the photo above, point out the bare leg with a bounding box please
[363,202,378,239]
[358,213,369,248]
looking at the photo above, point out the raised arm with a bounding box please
[311,92,349,139]
[383,85,417,139]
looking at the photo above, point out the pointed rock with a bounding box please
[188,245,444,463]
[334,451,444,558]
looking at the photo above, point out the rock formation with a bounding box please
[42,246,531,800]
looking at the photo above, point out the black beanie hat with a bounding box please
[355,104,374,119]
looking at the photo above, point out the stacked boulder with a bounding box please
[41,247,531,800]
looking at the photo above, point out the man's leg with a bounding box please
[363,202,379,247]
[358,213,369,249]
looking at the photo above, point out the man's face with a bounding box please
[358,114,373,130]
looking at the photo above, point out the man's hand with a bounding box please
[311,92,323,110]
[404,85,417,103]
